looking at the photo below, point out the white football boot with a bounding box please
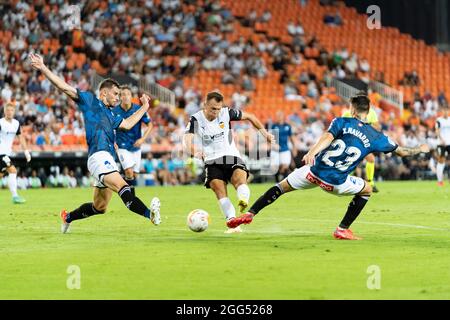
[150,197,161,225]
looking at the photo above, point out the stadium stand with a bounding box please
[0,0,448,187]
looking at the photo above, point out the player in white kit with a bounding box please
[0,102,31,204]
[436,105,450,186]
[183,91,274,233]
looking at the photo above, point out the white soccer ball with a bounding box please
[187,209,210,232]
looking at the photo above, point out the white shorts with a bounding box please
[286,165,366,196]
[117,149,142,173]
[271,150,292,167]
[87,151,119,188]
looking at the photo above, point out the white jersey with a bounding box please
[436,116,450,145]
[0,118,21,156]
[186,108,242,161]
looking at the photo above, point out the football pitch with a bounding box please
[1,181,449,300]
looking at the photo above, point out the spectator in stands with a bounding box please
[287,19,305,36]
[243,8,258,27]
[1,83,13,102]
[80,172,93,188]
[401,70,421,86]
[359,57,370,73]
[374,70,386,84]
[324,9,343,26]
[232,90,249,109]
[240,75,254,92]
[185,96,200,116]
[0,0,445,185]
[28,170,42,189]
[438,91,448,106]
[344,52,358,75]
[284,81,304,101]
[259,10,272,23]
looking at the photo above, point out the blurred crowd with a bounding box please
[0,0,448,187]
[0,155,204,190]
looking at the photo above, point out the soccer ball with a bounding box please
[187,209,210,232]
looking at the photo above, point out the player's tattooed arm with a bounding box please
[395,144,430,157]
[28,53,78,100]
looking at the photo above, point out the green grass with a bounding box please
[1,181,449,299]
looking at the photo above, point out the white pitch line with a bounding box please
[257,217,450,232]
[0,219,449,234]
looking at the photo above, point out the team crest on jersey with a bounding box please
[219,121,225,129]
[104,160,114,170]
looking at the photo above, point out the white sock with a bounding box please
[218,197,236,220]
[236,184,250,203]
[437,163,445,182]
[8,173,18,197]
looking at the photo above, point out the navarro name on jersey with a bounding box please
[342,127,371,148]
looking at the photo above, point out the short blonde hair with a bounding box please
[5,102,16,109]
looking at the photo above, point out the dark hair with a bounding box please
[350,91,370,113]
[98,78,120,91]
[206,91,224,103]
[120,85,132,92]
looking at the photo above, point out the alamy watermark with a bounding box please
[366,5,382,30]
[366,265,381,290]
[66,265,81,290]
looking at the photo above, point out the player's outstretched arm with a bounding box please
[18,134,31,163]
[302,132,334,166]
[28,53,78,100]
[394,144,430,157]
[182,133,203,159]
[241,112,275,143]
[134,122,153,148]
[289,135,298,156]
[120,95,151,130]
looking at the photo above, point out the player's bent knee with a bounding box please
[359,182,372,196]
[210,181,227,198]
[8,166,17,174]
[124,168,134,179]
[103,172,127,192]
[93,203,108,213]
[96,207,106,214]
[232,179,247,189]
[279,179,294,193]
